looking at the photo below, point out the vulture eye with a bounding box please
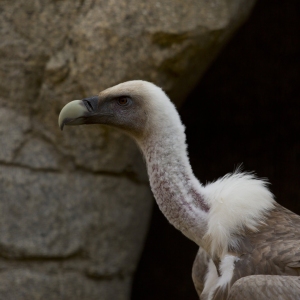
[117,97,130,106]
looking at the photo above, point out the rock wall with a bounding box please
[0,0,256,299]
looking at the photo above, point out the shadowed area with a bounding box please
[132,0,300,299]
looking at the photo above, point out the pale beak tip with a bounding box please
[58,99,86,131]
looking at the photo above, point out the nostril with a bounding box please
[83,100,94,112]
[82,96,99,112]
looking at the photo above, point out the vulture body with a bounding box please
[59,81,300,299]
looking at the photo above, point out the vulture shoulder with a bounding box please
[202,204,300,300]
[248,203,300,275]
[228,275,300,300]
[192,247,211,295]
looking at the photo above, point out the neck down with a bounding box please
[138,126,210,245]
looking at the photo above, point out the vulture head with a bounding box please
[58,80,183,141]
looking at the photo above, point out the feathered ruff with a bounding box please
[201,171,275,257]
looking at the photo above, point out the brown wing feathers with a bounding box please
[228,276,300,300]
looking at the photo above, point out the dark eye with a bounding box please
[117,97,130,106]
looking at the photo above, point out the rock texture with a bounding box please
[0,0,256,299]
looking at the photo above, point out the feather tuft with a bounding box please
[202,171,275,257]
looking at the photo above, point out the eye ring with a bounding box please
[117,96,129,106]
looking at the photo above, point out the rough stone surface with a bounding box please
[0,270,130,300]
[0,0,256,299]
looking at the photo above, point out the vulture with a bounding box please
[58,80,300,300]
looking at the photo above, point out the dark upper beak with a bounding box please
[58,96,100,130]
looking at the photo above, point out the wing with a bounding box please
[228,275,300,300]
[192,247,210,296]
[250,204,300,276]
[211,204,300,299]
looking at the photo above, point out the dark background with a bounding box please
[132,0,300,299]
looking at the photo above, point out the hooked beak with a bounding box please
[58,96,100,130]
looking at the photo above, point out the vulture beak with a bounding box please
[58,96,100,130]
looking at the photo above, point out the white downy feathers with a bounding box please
[204,255,240,300]
[202,171,275,257]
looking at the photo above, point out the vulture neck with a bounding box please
[137,122,209,245]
